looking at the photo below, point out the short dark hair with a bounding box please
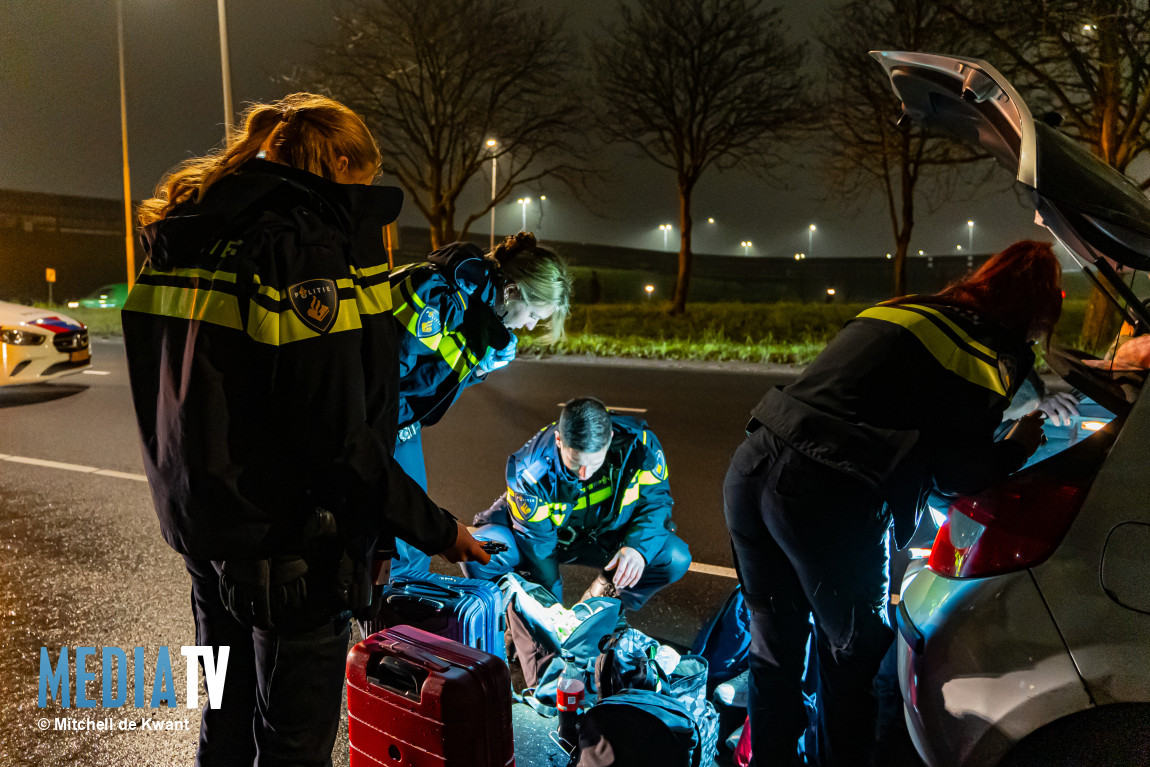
[558,397,612,453]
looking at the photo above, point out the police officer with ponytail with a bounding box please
[388,232,573,578]
[123,93,489,766]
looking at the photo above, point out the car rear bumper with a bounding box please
[897,566,1092,767]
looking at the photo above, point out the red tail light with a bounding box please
[928,423,1116,579]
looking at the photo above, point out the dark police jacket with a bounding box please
[121,159,457,563]
[390,243,514,431]
[473,415,674,565]
[752,298,1033,548]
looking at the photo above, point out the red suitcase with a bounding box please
[347,625,515,767]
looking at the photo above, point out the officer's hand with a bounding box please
[1037,392,1079,427]
[437,521,491,565]
[1005,410,1047,457]
[476,333,518,375]
[605,547,646,590]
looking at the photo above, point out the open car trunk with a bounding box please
[871,51,1149,438]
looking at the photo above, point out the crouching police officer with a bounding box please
[462,397,692,612]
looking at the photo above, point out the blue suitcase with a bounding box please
[360,572,506,660]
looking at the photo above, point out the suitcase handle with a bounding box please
[379,638,451,673]
[385,594,448,614]
[390,579,463,600]
[367,655,430,700]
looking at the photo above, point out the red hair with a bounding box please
[935,240,1062,339]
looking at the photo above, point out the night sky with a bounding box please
[1,0,1053,262]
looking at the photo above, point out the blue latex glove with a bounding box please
[476,333,518,375]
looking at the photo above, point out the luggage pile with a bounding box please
[345,571,735,766]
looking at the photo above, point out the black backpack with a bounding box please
[567,689,702,767]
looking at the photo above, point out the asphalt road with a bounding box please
[0,338,805,766]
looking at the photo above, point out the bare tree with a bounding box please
[292,0,588,248]
[593,0,807,314]
[819,0,988,297]
[943,0,1150,344]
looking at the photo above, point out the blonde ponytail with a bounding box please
[489,231,573,343]
[138,93,381,226]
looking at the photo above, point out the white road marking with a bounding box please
[0,453,741,576]
[688,562,738,579]
[0,454,147,482]
[554,403,648,413]
[82,370,111,375]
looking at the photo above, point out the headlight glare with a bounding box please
[0,327,47,345]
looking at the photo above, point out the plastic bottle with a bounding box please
[555,650,585,749]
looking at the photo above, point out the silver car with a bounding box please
[873,52,1150,767]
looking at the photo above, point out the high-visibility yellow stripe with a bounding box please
[126,265,391,347]
[858,305,1006,396]
[894,303,998,360]
[619,479,641,509]
[392,275,480,382]
[125,281,243,332]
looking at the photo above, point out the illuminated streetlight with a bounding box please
[707,217,715,224]
[517,197,531,231]
[967,219,974,251]
[740,240,752,256]
[956,244,963,252]
[487,139,498,250]
[886,253,892,259]
[659,224,672,251]
[918,250,924,256]
[825,288,836,304]
[644,284,655,301]
[808,223,817,256]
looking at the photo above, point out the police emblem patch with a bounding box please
[287,279,339,334]
[653,449,667,481]
[416,306,442,338]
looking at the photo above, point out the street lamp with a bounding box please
[707,217,715,224]
[114,0,135,287]
[217,0,234,135]
[826,288,836,304]
[967,220,974,251]
[517,198,531,231]
[487,139,498,250]
[644,284,654,301]
[538,195,546,234]
[740,240,752,256]
[808,224,817,257]
[660,224,672,251]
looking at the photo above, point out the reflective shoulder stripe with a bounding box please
[636,468,662,486]
[857,304,1006,396]
[127,265,389,346]
[392,276,480,382]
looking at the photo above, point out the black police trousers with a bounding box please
[723,426,894,767]
[184,556,350,767]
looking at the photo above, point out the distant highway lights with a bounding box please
[517,197,531,231]
[886,253,892,259]
[659,224,672,251]
[740,240,752,256]
[793,253,806,260]
[967,220,974,251]
[644,284,655,301]
[707,217,715,224]
[808,224,817,256]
